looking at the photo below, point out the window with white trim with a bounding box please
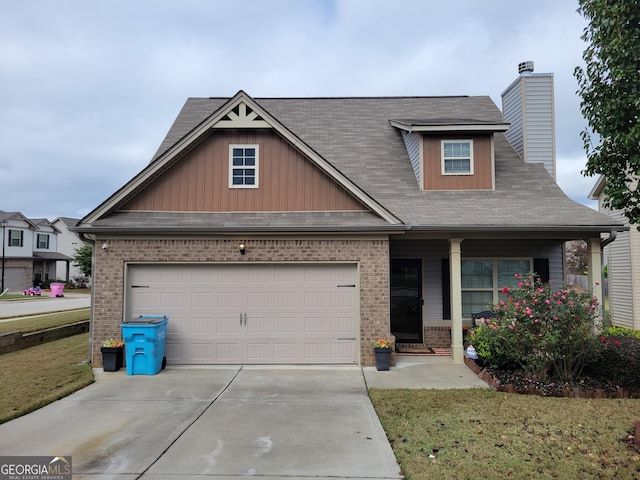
[442,140,473,175]
[37,233,50,249]
[229,145,259,188]
[461,258,531,317]
[8,229,23,247]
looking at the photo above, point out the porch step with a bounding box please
[396,345,451,356]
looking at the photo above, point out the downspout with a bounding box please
[80,233,96,365]
[601,230,617,248]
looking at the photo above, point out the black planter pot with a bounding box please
[101,346,124,372]
[374,347,392,371]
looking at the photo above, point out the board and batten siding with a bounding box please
[422,134,493,190]
[121,129,367,213]
[390,239,564,321]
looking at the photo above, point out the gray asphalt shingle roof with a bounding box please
[145,95,619,232]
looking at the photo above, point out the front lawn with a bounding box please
[370,388,640,479]
[0,308,90,333]
[0,333,94,424]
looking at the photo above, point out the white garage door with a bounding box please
[127,263,358,365]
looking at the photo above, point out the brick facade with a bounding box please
[92,237,391,367]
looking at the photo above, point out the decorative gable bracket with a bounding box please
[214,102,270,129]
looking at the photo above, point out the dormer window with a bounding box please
[442,140,473,175]
[229,145,259,188]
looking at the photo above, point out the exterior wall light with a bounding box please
[239,243,246,255]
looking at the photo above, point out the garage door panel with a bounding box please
[218,291,241,308]
[331,342,356,361]
[161,292,186,308]
[216,343,241,361]
[274,292,297,308]
[304,292,327,308]
[191,292,217,307]
[331,291,354,308]
[128,264,357,365]
[191,316,214,334]
[304,317,329,333]
[216,315,242,334]
[246,316,272,335]
[274,343,297,360]
[246,292,272,308]
[331,316,355,334]
[191,343,214,360]
[273,317,297,334]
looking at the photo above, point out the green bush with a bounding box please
[600,326,640,339]
[468,273,602,382]
[584,336,640,390]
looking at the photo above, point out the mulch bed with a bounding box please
[464,357,640,399]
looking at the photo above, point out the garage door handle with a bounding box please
[240,313,243,326]
[240,313,247,326]
[244,313,248,325]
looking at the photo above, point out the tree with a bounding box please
[566,240,588,275]
[72,244,93,278]
[574,0,640,223]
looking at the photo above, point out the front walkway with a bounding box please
[363,355,489,389]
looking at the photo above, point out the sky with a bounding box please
[0,0,598,221]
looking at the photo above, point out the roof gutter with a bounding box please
[71,225,409,235]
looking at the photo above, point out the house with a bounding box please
[589,176,638,329]
[74,67,624,368]
[52,217,89,285]
[0,210,72,292]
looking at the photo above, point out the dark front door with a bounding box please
[390,259,423,343]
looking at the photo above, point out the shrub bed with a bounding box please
[465,273,640,397]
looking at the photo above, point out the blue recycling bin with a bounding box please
[121,315,168,375]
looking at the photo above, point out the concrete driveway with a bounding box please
[0,366,402,479]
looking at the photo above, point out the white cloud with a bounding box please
[0,0,597,220]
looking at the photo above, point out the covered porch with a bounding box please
[389,233,606,363]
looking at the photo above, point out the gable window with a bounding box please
[8,229,23,247]
[461,258,531,317]
[229,145,259,188]
[442,140,473,175]
[37,233,50,249]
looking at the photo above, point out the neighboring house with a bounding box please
[74,68,624,368]
[0,210,72,291]
[589,176,638,329]
[52,217,88,284]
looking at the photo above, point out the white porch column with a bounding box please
[586,237,604,329]
[449,238,464,363]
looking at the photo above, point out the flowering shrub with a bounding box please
[372,338,393,349]
[468,273,602,382]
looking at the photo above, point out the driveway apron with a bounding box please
[0,366,402,479]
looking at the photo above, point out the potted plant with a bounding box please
[372,337,393,371]
[101,339,125,372]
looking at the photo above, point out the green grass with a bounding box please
[0,333,94,424]
[369,388,640,479]
[0,308,90,333]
